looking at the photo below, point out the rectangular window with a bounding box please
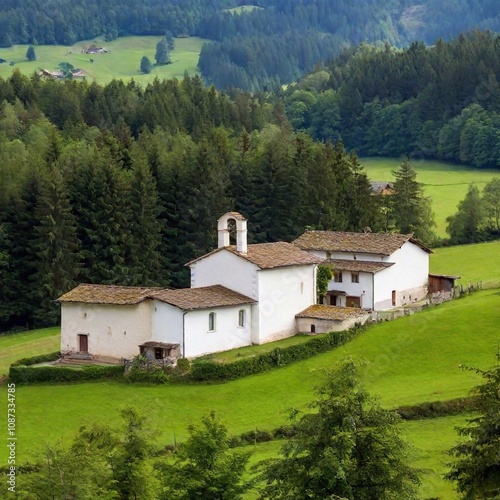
[351,272,359,283]
[238,309,246,327]
[334,271,343,283]
[208,312,216,331]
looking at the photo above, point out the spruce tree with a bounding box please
[391,157,436,245]
[32,167,81,326]
[140,56,152,74]
[155,39,171,65]
[26,45,36,61]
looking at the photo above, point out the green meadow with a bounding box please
[1,288,498,465]
[0,36,207,85]
[361,157,500,237]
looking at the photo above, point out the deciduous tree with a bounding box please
[446,353,500,498]
[256,359,421,499]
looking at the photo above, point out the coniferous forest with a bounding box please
[0,71,391,331]
[1,1,499,89]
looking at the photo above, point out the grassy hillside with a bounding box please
[0,36,207,85]
[1,289,498,464]
[0,327,59,376]
[361,157,500,237]
[243,414,468,499]
[431,240,500,286]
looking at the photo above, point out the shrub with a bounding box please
[176,357,191,373]
[396,396,478,420]
[125,355,169,384]
[11,351,60,367]
[9,364,124,384]
[191,324,365,382]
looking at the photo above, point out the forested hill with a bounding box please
[1,1,499,91]
[284,30,500,169]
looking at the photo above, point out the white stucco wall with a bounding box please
[373,242,429,310]
[60,301,152,360]
[189,250,259,299]
[151,301,185,353]
[183,305,253,358]
[326,272,373,310]
[256,265,316,344]
[296,313,370,334]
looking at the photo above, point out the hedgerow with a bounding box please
[9,364,125,384]
[190,324,365,382]
[10,351,60,367]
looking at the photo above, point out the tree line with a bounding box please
[1,1,499,91]
[0,71,438,332]
[284,30,500,169]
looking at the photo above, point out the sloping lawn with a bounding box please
[0,327,60,376]
[2,290,498,463]
[431,240,500,286]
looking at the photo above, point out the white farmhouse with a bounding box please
[293,231,432,310]
[59,212,324,362]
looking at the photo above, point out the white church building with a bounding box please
[58,213,431,362]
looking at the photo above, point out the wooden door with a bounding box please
[346,296,361,308]
[392,290,396,307]
[78,334,88,353]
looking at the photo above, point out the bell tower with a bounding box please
[217,212,248,253]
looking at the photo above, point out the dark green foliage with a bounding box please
[155,39,171,65]
[191,325,365,382]
[255,359,421,499]
[396,397,479,421]
[125,355,170,384]
[140,56,153,74]
[9,364,125,384]
[391,157,436,245]
[446,354,500,498]
[25,45,36,61]
[157,411,250,500]
[446,184,486,244]
[10,351,60,366]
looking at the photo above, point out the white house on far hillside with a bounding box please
[293,231,432,310]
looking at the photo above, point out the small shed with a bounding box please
[139,341,180,360]
[428,274,461,294]
[296,305,370,334]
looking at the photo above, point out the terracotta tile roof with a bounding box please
[139,341,180,349]
[324,259,395,274]
[296,304,368,321]
[150,285,255,310]
[188,242,323,269]
[57,284,163,305]
[294,231,432,255]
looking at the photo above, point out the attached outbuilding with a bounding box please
[296,305,370,334]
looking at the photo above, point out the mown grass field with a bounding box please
[431,240,500,285]
[361,157,500,237]
[0,36,207,85]
[1,288,498,465]
[0,327,59,377]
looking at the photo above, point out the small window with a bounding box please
[208,312,216,331]
[334,271,343,283]
[155,348,163,360]
[351,272,359,283]
[238,309,246,327]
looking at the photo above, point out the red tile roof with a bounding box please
[57,284,163,305]
[325,259,395,274]
[296,305,368,321]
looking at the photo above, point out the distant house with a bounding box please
[294,231,432,310]
[39,68,87,79]
[83,45,109,54]
[370,181,394,195]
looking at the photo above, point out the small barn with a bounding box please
[428,274,461,294]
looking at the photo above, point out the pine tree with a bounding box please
[32,167,81,326]
[26,45,36,61]
[391,157,436,245]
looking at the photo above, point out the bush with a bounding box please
[11,351,60,367]
[176,357,191,373]
[396,396,478,420]
[9,364,124,384]
[191,324,365,382]
[125,355,170,384]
